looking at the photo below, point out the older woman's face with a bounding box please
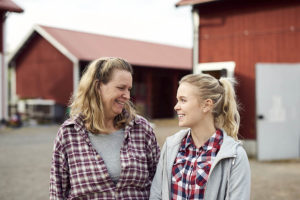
[99,69,132,120]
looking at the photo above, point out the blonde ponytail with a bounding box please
[217,78,240,140]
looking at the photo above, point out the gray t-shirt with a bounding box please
[88,129,124,185]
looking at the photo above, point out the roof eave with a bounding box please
[6,7,24,13]
[175,0,219,7]
[0,1,24,13]
[7,28,36,66]
[35,25,78,63]
[8,25,79,67]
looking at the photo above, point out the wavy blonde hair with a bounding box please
[69,57,136,133]
[180,73,240,140]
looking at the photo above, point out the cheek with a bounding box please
[188,105,202,116]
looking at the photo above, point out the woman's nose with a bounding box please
[123,90,130,100]
[174,102,179,111]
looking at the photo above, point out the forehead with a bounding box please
[177,82,199,97]
[110,69,132,83]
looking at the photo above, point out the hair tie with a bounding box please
[218,79,223,86]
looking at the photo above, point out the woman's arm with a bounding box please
[49,128,69,200]
[228,146,251,200]
[147,128,161,181]
[150,142,167,200]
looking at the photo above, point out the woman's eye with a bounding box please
[176,99,185,103]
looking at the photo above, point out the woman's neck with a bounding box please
[104,118,117,133]
[190,117,216,148]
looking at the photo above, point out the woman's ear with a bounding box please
[202,99,214,113]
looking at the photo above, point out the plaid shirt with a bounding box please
[171,129,223,200]
[50,115,160,200]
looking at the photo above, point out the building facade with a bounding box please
[8,25,192,122]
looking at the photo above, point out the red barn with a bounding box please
[0,0,23,122]
[8,25,192,122]
[176,0,300,158]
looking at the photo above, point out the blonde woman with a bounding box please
[50,57,160,199]
[150,73,250,200]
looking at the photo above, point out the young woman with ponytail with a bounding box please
[150,73,250,200]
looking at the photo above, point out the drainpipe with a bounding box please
[1,15,8,121]
[73,61,79,95]
[192,8,200,74]
[10,61,17,105]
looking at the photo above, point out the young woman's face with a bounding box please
[99,69,132,120]
[174,82,204,128]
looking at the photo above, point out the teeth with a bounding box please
[116,100,125,105]
[178,114,185,118]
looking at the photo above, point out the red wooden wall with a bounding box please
[15,34,73,106]
[196,0,300,139]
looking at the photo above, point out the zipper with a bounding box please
[232,154,237,165]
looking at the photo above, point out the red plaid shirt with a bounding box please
[50,115,160,200]
[171,129,223,200]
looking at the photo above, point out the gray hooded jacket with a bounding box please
[150,129,251,200]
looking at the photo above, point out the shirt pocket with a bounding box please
[128,146,147,162]
[196,163,211,187]
[123,146,149,186]
[172,158,186,183]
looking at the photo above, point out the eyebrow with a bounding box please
[118,84,132,88]
[177,95,186,99]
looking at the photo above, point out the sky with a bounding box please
[6,0,193,54]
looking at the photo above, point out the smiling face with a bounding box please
[99,69,132,120]
[174,82,205,129]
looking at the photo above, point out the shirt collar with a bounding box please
[179,129,223,152]
[69,113,139,132]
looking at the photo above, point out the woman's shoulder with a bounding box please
[134,114,149,122]
[165,128,189,147]
[58,115,84,135]
[55,116,85,148]
[235,143,249,160]
[132,115,153,129]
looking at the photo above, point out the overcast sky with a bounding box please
[6,0,193,54]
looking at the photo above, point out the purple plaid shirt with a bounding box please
[171,129,223,200]
[50,115,160,200]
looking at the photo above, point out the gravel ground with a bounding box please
[0,119,299,200]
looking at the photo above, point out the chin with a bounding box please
[178,120,191,128]
[112,110,122,116]
[178,121,185,127]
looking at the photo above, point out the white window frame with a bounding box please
[195,61,236,78]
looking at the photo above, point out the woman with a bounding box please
[150,73,251,200]
[50,57,160,199]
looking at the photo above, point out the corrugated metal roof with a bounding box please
[175,0,218,7]
[0,0,23,13]
[38,25,192,70]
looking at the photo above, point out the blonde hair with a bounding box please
[69,57,136,133]
[180,73,240,140]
